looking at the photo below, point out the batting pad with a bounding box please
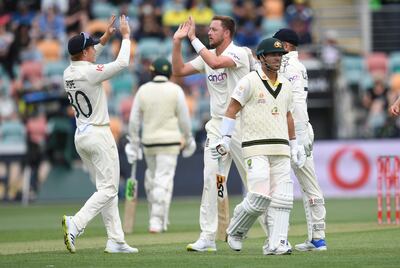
[269,181,293,209]
[266,181,293,249]
[266,207,291,250]
[227,192,270,238]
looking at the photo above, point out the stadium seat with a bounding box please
[341,55,365,86]
[359,72,374,92]
[0,119,26,145]
[136,37,164,60]
[92,2,117,20]
[43,60,66,78]
[19,61,44,90]
[211,0,233,17]
[110,71,136,97]
[366,52,388,76]
[389,52,400,73]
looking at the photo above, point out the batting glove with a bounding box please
[289,139,299,167]
[125,143,142,164]
[182,136,197,158]
[296,144,306,169]
[210,136,231,160]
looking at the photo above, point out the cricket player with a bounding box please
[172,15,254,251]
[211,37,304,255]
[273,28,327,251]
[125,57,196,233]
[61,15,138,254]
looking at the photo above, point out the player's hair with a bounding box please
[212,15,235,38]
[71,51,84,61]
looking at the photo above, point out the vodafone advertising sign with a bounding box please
[292,139,400,198]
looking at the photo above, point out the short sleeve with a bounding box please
[223,46,248,69]
[189,55,205,72]
[231,75,252,106]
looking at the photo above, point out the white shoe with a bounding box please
[295,239,327,252]
[227,235,243,251]
[62,215,78,253]
[149,222,163,234]
[104,240,139,253]
[186,238,217,252]
[263,242,292,255]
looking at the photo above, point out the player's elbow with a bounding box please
[208,60,221,69]
[118,58,129,68]
[172,69,184,77]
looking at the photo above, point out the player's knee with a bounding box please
[101,186,118,200]
[270,181,293,209]
[242,192,270,215]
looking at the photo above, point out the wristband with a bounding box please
[221,116,236,137]
[191,38,206,54]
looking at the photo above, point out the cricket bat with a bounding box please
[216,157,229,241]
[123,161,138,234]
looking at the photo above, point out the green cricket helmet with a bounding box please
[256,37,287,58]
[150,57,172,78]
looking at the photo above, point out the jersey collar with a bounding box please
[153,75,169,82]
[70,60,92,66]
[257,68,282,87]
[285,51,298,60]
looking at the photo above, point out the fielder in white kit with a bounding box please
[273,28,327,251]
[172,16,254,251]
[211,37,304,255]
[62,15,138,254]
[125,57,196,233]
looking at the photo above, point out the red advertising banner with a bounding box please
[292,139,400,198]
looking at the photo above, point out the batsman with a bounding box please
[125,57,196,233]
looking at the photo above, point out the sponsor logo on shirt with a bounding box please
[227,51,240,61]
[208,72,227,82]
[234,86,244,97]
[257,91,266,104]
[96,64,104,71]
[271,106,279,115]
[288,74,299,82]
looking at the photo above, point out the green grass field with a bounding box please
[1,197,399,268]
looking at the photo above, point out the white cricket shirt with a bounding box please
[63,39,131,128]
[279,51,309,124]
[189,42,250,119]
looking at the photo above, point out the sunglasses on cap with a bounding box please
[80,32,90,50]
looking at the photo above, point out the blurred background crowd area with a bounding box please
[1,0,400,201]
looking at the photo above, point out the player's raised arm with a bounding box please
[88,15,131,84]
[172,21,198,76]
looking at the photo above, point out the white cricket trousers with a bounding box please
[72,125,125,243]
[293,123,326,239]
[199,118,246,241]
[293,153,326,239]
[144,153,178,229]
[245,155,291,197]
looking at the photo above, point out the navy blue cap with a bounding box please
[68,32,99,55]
[273,28,299,46]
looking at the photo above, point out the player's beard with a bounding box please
[209,36,223,49]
